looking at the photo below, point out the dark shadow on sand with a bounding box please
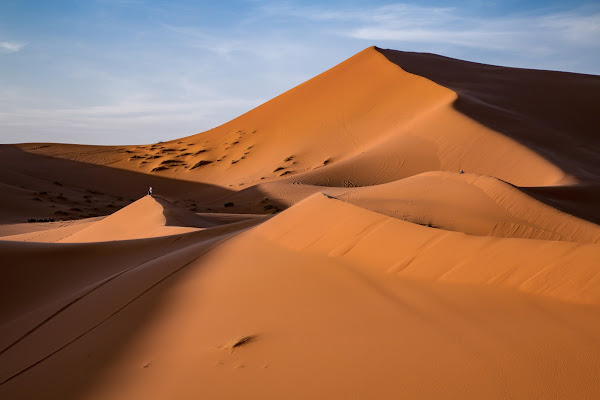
[0,218,264,399]
[377,47,600,223]
[0,145,286,222]
[377,47,600,183]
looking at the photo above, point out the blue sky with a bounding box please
[1,0,599,145]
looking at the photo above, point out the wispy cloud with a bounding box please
[347,9,600,53]
[162,24,246,57]
[0,97,263,145]
[262,3,600,56]
[0,41,26,53]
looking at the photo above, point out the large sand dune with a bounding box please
[1,46,599,399]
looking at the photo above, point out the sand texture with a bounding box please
[1,46,599,399]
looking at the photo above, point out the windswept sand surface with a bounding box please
[1,47,599,399]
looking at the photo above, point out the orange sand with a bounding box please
[1,46,599,399]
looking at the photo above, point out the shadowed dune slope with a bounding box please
[377,47,600,183]
[522,184,600,225]
[0,145,238,225]
[0,217,264,393]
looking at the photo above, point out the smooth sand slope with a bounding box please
[1,195,599,399]
[0,217,266,394]
[1,46,600,399]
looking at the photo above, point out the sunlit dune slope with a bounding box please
[198,171,600,243]
[0,217,102,243]
[56,196,211,242]
[1,194,599,400]
[335,172,600,243]
[16,46,573,192]
[137,46,575,187]
[255,193,600,305]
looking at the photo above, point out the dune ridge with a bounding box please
[57,196,205,243]
[201,171,600,243]
[0,196,214,243]
[3,195,599,399]
[377,47,600,183]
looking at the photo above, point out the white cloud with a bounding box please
[262,2,600,58]
[0,41,26,53]
[345,10,600,52]
[0,97,263,145]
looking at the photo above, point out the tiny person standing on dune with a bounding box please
[148,186,153,196]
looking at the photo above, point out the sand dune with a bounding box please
[256,193,600,304]
[2,195,599,399]
[0,195,218,243]
[56,196,205,243]
[335,172,600,243]
[13,47,570,192]
[201,171,600,243]
[378,48,600,183]
[1,46,599,399]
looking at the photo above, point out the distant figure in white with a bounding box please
[148,186,153,196]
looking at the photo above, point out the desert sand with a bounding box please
[1,46,599,399]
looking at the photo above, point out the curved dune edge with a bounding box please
[376,47,600,184]
[5,171,598,245]
[255,193,600,305]
[335,171,600,243]
[59,196,204,243]
[203,170,600,244]
[0,196,213,243]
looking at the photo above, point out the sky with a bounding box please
[1,0,599,145]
